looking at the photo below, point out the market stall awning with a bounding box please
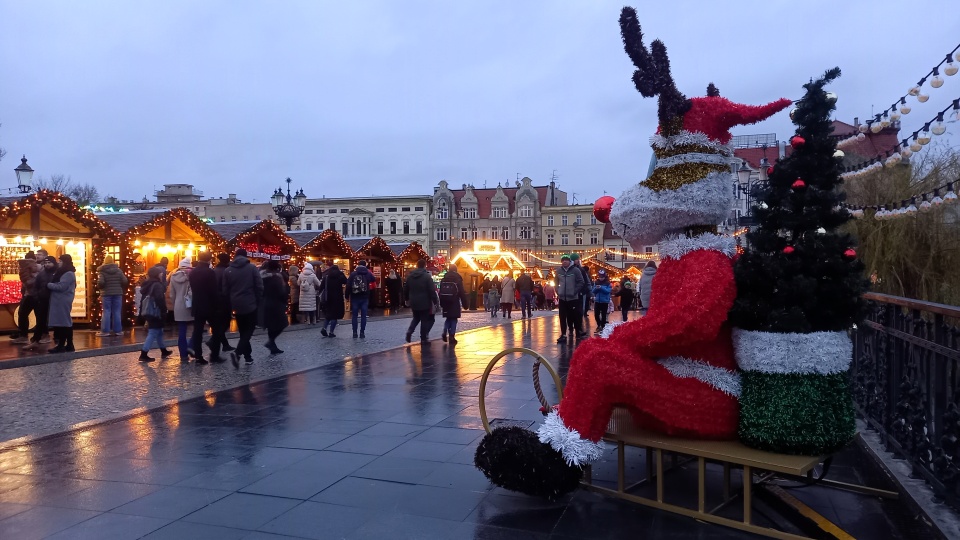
[394,241,429,264]
[352,236,397,264]
[97,207,224,250]
[209,219,299,259]
[583,257,623,278]
[293,229,354,260]
[450,240,526,275]
[0,190,119,242]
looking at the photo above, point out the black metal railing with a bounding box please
[852,292,960,510]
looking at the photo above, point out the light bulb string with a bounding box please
[841,176,958,213]
[841,97,960,174]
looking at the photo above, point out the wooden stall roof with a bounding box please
[209,219,299,254]
[0,190,119,241]
[96,208,224,249]
[583,257,623,277]
[396,241,429,263]
[351,236,396,263]
[295,229,354,258]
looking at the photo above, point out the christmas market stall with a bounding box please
[349,237,397,307]
[0,190,119,330]
[450,240,527,308]
[581,256,623,281]
[209,220,299,265]
[392,241,430,272]
[290,229,354,269]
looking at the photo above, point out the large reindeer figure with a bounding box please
[475,7,791,499]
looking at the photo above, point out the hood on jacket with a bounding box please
[171,269,191,284]
[99,262,122,274]
[354,266,372,276]
[407,268,430,280]
[230,256,251,269]
[301,264,316,276]
[642,267,657,276]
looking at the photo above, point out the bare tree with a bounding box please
[34,173,73,193]
[0,123,6,163]
[68,183,100,206]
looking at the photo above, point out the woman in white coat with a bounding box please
[168,258,194,361]
[298,263,322,324]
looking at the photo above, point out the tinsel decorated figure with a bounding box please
[729,68,868,456]
[474,6,791,498]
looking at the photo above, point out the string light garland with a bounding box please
[843,178,958,220]
[224,219,299,254]
[298,229,355,261]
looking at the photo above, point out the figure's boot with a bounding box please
[474,426,583,500]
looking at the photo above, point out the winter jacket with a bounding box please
[543,283,556,301]
[577,264,593,297]
[347,266,377,298]
[298,266,322,312]
[262,272,290,333]
[18,259,40,296]
[639,266,657,308]
[404,268,438,311]
[619,278,635,308]
[213,262,231,317]
[499,276,516,302]
[222,256,263,315]
[515,274,534,293]
[34,267,56,301]
[188,262,218,318]
[486,288,500,307]
[320,267,347,320]
[555,265,584,301]
[168,269,193,322]
[47,271,77,327]
[288,267,300,305]
[140,278,167,329]
[439,270,468,319]
[97,263,128,297]
[592,279,612,304]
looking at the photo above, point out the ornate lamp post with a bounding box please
[14,155,34,194]
[271,177,306,231]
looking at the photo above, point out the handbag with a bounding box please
[184,286,193,309]
[139,295,161,318]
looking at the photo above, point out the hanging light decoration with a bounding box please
[946,58,959,76]
[884,152,902,167]
[953,99,960,121]
[908,85,921,96]
[909,135,923,152]
[874,208,886,220]
[905,198,918,215]
[930,68,944,88]
[900,142,913,159]
[880,112,891,128]
[870,122,883,133]
[932,113,947,135]
[856,132,866,141]
[919,194,932,213]
[931,189,944,206]
[900,97,911,115]
[917,90,930,103]
[918,128,932,145]
[890,109,901,122]
[945,183,958,204]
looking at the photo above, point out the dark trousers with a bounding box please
[558,299,583,336]
[234,311,257,358]
[31,300,49,343]
[17,295,37,336]
[52,327,74,349]
[594,302,609,329]
[407,309,435,340]
[267,327,283,344]
[192,312,217,359]
[519,292,534,317]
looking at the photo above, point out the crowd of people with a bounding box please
[10,247,657,360]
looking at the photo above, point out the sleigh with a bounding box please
[478,348,898,540]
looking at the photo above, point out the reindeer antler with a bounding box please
[619,6,691,134]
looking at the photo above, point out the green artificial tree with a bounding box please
[729,68,868,455]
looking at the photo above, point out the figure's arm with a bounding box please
[721,98,792,129]
[610,250,735,357]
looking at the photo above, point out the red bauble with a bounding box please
[792,179,806,190]
[783,246,795,254]
[593,196,616,224]
[767,166,775,176]
[790,136,805,148]
[843,248,857,259]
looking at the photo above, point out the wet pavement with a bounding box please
[0,312,922,539]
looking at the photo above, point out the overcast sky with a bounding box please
[1,1,958,205]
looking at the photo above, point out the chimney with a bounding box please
[853,117,859,128]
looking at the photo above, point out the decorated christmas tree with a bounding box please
[729,68,868,455]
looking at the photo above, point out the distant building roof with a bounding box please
[95,210,168,233]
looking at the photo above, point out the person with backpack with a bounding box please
[403,259,439,344]
[569,253,593,324]
[592,269,612,335]
[320,263,347,338]
[138,266,173,362]
[439,264,468,345]
[347,260,376,339]
[168,257,194,362]
[297,263,321,324]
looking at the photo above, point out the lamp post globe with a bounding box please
[14,155,34,194]
[271,177,306,231]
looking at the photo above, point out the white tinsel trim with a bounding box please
[650,131,733,157]
[657,356,741,398]
[733,328,852,375]
[657,233,736,260]
[609,170,734,246]
[537,410,604,466]
[655,152,738,169]
[599,321,625,339]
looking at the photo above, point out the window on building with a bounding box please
[305,209,314,214]
[305,223,312,230]
[375,207,385,212]
[519,226,533,239]
[329,209,338,214]
[493,206,507,218]
[561,215,568,226]
[340,208,349,213]
[622,248,628,261]
[390,221,397,235]
[561,233,569,245]
[317,209,325,214]
[645,246,654,254]
[388,207,397,212]
[502,227,510,240]
[463,207,477,219]
[590,232,599,245]
[195,206,200,212]
[591,215,597,225]
[520,249,530,263]
[481,230,487,239]
[416,220,423,234]
[460,228,468,240]
[317,222,323,230]
[242,216,248,220]
[377,221,384,235]
[606,250,616,261]
[436,203,448,220]
[575,232,583,245]
[547,233,555,246]
[491,227,498,240]
[575,214,582,225]
[519,205,533,218]
[341,222,349,236]
[415,206,424,211]
[547,215,554,226]
[471,228,478,240]
[329,222,335,230]
[401,206,411,212]
[220,217,226,222]
[403,221,410,234]
[436,249,448,258]
[231,216,236,221]
[255,215,261,220]
[435,227,447,241]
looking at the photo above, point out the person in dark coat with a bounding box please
[347,260,377,339]
[209,253,234,355]
[260,260,289,355]
[438,264,468,345]
[139,266,172,362]
[403,259,439,344]
[22,256,57,351]
[320,264,347,338]
[618,276,636,321]
[222,249,263,365]
[96,255,128,337]
[189,251,220,364]
[385,269,403,310]
[47,254,77,353]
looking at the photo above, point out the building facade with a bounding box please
[538,204,605,264]
[430,177,567,263]
[299,195,433,250]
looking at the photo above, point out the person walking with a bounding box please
[639,260,657,313]
[320,263,347,338]
[499,273,516,319]
[298,263,322,324]
[12,252,40,344]
[168,257,194,362]
[619,276,636,321]
[96,255,128,337]
[555,254,585,343]
[569,254,593,324]
[404,259,439,344]
[385,269,403,310]
[138,266,172,362]
[46,254,78,353]
[210,253,235,355]
[153,257,169,284]
[515,269,534,319]
[189,251,219,364]
[23,256,56,351]
[486,286,500,318]
[261,260,289,354]
[288,265,300,324]
[347,260,376,339]
[439,264,468,345]
[592,269,612,335]
[223,249,263,366]
[543,281,556,310]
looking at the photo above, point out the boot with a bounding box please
[441,331,448,342]
[474,427,582,500]
[138,350,155,362]
[160,348,173,359]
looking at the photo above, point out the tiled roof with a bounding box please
[208,221,260,242]
[345,238,373,252]
[95,210,168,233]
[732,121,901,170]
[285,230,323,247]
[449,186,552,218]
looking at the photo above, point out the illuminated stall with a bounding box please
[349,237,397,308]
[210,220,299,265]
[290,229,354,270]
[393,241,430,272]
[449,241,526,307]
[0,191,120,329]
[582,257,623,280]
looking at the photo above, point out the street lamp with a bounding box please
[14,155,34,194]
[271,177,306,231]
